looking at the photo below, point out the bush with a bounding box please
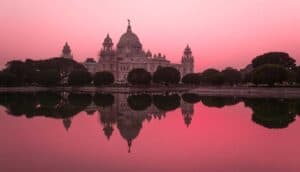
[0,71,17,86]
[182,73,201,85]
[68,70,92,86]
[93,71,114,86]
[127,68,151,85]
[201,69,224,85]
[222,67,241,85]
[251,64,288,86]
[153,67,181,85]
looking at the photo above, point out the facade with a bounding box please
[83,21,194,83]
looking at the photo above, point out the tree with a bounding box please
[68,70,92,86]
[127,68,151,85]
[201,69,224,85]
[251,64,288,86]
[3,58,87,86]
[252,52,296,70]
[181,73,201,85]
[295,66,300,84]
[0,71,17,86]
[221,67,242,85]
[93,71,114,86]
[153,66,181,85]
[35,70,61,86]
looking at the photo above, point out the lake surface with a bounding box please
[0,92,300,172]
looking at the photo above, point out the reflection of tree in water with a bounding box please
[127,94,152,111]
[93,93,114,108]
[182,93,201,104]
[153,94,181,111]
[244,98,297,129]
[201,96,241,108]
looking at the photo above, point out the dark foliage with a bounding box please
[201,96,241,108]
[182,93,201,104]
[0,71,18,86]
[251,64,288,86]
[93,93,115,107]
[127,68,151,85]
[252,52,296,70]
[68,70,92,86]
[153,94,181,111]
[153,67,181,85]
[3,58,87,86]
[181,73,201,85]
[127,94,152,111]
[221,67,242,85]
[93,71,115,86]
[201,69,224,85]
[35,70,61,86]
[244,98,296,129]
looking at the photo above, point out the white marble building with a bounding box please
[83,21,194,83]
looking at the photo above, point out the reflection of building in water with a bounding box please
[82,21,194,83]
[95,93,195,152]
[63,117,72,131]
[181,100,194,127]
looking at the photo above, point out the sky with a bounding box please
[0,0,300,72]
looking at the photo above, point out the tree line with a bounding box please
[1,51,300,87]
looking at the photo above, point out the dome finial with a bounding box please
[127,19,132,33]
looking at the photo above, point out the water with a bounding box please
[0,92,300,172]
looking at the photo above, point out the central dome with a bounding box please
[116,21,144,57]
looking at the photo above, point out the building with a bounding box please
[83,21,194,83]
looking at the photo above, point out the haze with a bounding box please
[1,0,300,71]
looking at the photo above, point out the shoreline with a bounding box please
[0,86,300,98]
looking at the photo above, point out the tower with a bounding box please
[62,42,73,59]
[181,45,194,76]
[100,34,115,60]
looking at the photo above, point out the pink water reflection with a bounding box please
[0,102,300,172]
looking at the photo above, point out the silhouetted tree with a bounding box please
[153,67,181,85]
[93,71,114,86]
[127,68,151,85]
[252,52,296,70]
[181,73,201,85]
[35,70,61,86]
[201,69,224,85]
[68,70,92,86]
[251,64,288,86]
[222,67,241,85]
[0,71,17,86]
[3,58,87,86]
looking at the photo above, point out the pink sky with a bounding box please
[0,0,300,71]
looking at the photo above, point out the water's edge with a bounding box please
[1,86,300,98]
